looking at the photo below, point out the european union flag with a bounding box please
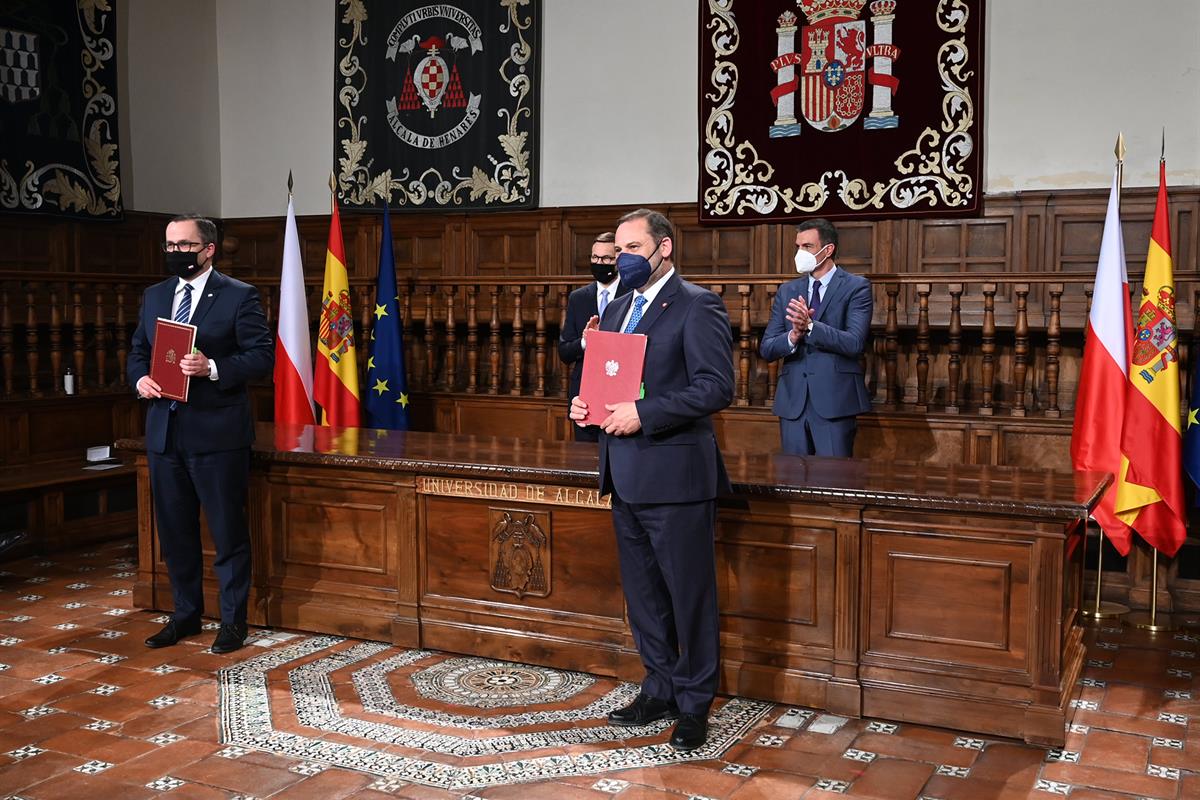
[1186,351,1200,503]
[363,205,409,430]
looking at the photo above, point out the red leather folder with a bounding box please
[578,330,647,425]
[150,318,197,402]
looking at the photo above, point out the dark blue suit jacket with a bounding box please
[558,280,630,401]
[128,270,274,454]
[759,268,872,420]
[597,272,734,504]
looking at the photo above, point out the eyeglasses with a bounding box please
[162,240,207,253]
[589,255,617,265]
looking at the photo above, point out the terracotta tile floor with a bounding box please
[0,539,1196,799]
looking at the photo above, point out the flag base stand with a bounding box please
[1129,611,1174,632]
[1132,550,1174,632]
[1080,526,1128,621]
[1081,601,1131,621]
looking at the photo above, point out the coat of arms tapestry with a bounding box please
[700,0,984,223]
[335,0,539,211]
[0,0,122,219]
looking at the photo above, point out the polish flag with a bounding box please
[273,195,315,426]
[1069,166,1134,553]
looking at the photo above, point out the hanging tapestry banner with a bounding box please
[0,0,122,219]
[335,0,540,212]
[700,0,984,223]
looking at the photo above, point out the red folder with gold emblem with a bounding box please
[579,330,647,426]
[150,318,197,402]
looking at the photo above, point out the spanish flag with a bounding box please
[313,198,362,427]
[1114,160,1186,556]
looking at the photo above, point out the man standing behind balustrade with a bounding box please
[558,231,629,442]
[760,218,872,457]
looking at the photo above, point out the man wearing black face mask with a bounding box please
[558,231,629,442]
[570,209,734,752]
[128,215,273,654]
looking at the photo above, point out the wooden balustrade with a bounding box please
[3,271,1200,421]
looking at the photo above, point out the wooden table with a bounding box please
[119,424,1108,746]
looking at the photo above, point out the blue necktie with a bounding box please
[809,280,822,317]
[175,283,193,323]
[624,295,647,333]
[599,288,609,318]
[169,284,193,411]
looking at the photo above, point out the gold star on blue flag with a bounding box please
[363,205,409,430]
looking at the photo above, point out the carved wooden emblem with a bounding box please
[489,509,550,599]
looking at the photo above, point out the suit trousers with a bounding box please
[780,405,857,457]
[611,493,719,715]
[147,412,252,625]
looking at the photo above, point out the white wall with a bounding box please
[121,0,221,215]
[119,0,1200,217]
[214,0,334,218]
[986,0,1200,190]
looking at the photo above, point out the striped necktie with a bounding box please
[169,284,193,411]
[623,295,647,333]
[175,283,193,323]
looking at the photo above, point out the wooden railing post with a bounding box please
[1012,284,1030,416]
[946,283,963,413]
[557,288,569,398]
[510,285,524,395]
[25,284,39,395]
[979,283,996,416]
[736,284,751,406]
[534,284,547,396]
[0,284,12,397]
[915,283,931,411]
[765,287,778,406]
[424,285,436,389]
[49,284,63,392]
[115,283,128,387]
[1045,283,1063,418]
[466,284,479,394]
[94,285,108,388]
[71,284,85,390]
[488,284,501,395]
[400,279,414,385]
[443,286,458,391]
[884,283,899,407]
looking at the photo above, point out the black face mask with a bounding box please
[589,263,618,284]
[164,249,207,280]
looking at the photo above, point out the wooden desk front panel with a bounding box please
[418,493,634,679]
[262,465,416,643]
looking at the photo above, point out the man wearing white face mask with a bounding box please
[759,218,873,457]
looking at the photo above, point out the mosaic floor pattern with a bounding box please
[0,538,1197,798]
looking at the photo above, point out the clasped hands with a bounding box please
[786,296,812,347]
[571,316,641,435]
[136,350,211,399]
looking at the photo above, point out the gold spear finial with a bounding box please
[1114,133,1125,163]
[287,170,294,195]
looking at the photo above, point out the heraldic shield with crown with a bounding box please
[335,0,540,211]
[700,0,984,222]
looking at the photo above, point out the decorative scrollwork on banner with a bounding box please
[700,0,983,222]
[335,0,538,211]
[0,0,122,218]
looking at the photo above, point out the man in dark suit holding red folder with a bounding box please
[558,231,629,442]
[128,215,273,654]
[570,208,734,751]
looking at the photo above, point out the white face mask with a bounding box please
[794,244,828,274]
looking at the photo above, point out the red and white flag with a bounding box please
[273,195,315,426]
[1070,166,1134,553]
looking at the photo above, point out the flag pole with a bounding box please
[1133,131,1175,633]
[1082,133,1132,622]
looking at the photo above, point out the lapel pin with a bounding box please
[661,302,668,308]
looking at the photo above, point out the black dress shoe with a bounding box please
[210,622,248,654]
[607,693,680,727]
[669,713,708,751]
[144,617,201,648]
